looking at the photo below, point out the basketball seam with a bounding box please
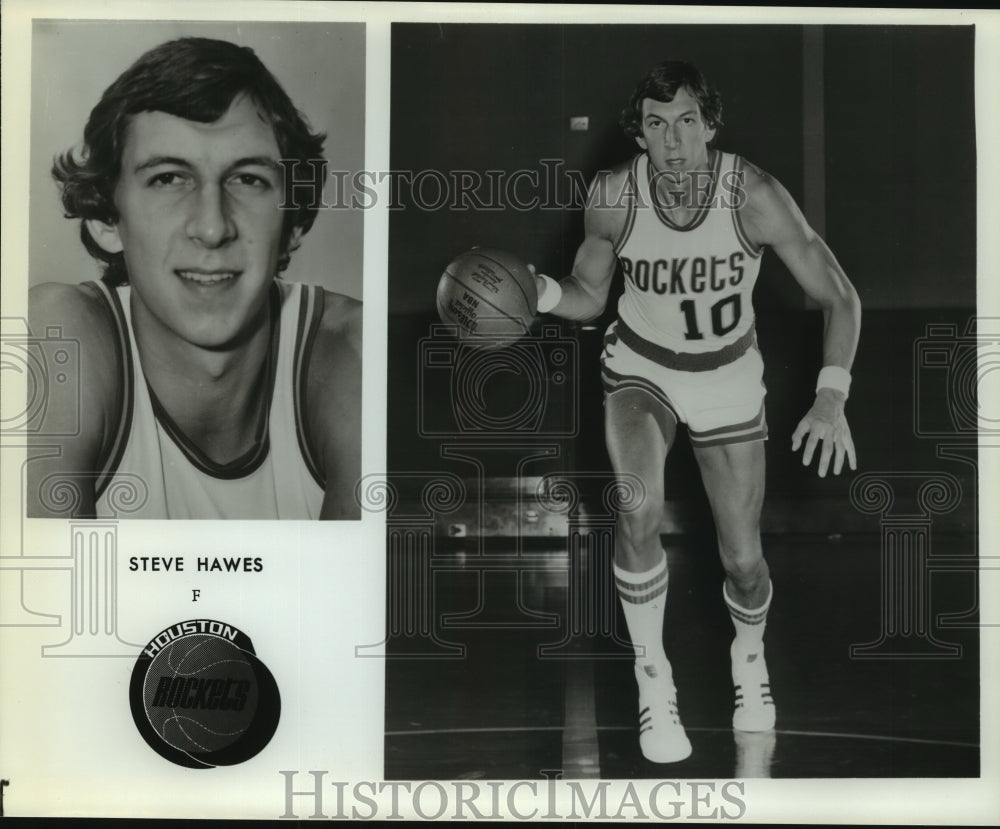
[440,270,526,325]
[475,251,534,310]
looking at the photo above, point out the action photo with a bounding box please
[382,21,983,788]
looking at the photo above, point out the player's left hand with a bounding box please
[791,389,857,477]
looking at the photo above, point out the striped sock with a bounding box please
[723,580,772,655]
[724,580,776,731]
[614,551,669,668]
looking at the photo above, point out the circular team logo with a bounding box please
[129,620,280,768]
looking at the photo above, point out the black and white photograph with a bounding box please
[1,8,384,821]
[0,2,998,824]
[383,19,991,788]
[24,19,365,520]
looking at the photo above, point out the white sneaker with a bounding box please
[731,643,776,731]
[634,662,692,763]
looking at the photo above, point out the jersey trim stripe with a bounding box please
[600,327,681,421]
[690,404,766,438]
[294,284,327,490]
[145,284,281,479]
[649,150,723,233]
[601,366,680,423]
[600,326,680,417]
[688,403,768,448]
[612,157,640,254]
[616,317,756,372]
[689,427,767,448]
[731,156,763,258]
[91,280,135,501]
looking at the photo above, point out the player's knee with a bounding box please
[720,547,767,586]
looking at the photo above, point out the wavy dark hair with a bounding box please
[52,37,327,286]
[620,60,723,139]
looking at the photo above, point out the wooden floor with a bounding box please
[385,532,980,779]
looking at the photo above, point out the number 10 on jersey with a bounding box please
[680,294,743,341]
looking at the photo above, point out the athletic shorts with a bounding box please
[600,319,768,449]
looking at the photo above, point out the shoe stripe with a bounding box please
[734,682,774,705]
[639,705,685,731]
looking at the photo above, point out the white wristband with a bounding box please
[816,365,852,398]
[536,274,563,314]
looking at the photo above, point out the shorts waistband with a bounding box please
[614,318,756,372]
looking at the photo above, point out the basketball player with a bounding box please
[27,38,362,520]
[533,61,860,762]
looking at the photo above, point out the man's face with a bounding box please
[636,87,716,175]
[93,94,288,350]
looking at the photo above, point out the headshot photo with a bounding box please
[25,20,365,520]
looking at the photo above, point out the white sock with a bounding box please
[723,580,772,656]
[614,550,669,669]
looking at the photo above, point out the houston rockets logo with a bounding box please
[129,620,281,768]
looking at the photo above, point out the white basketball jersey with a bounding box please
[92,281,326,519]
[614,151,763,355]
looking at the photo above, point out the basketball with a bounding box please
[436,248,538,344]
[142,634,259,757]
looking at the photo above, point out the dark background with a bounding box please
[389,24,975,315]
[387,23,977,509]
[384,23,980,779]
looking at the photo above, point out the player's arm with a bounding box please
[533,169,628,322]
[739,163,862,477]
[25,283,118,517]
[306,291,363,520]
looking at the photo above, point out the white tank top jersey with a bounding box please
[614,151,763,360]
[91,281,326,519]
